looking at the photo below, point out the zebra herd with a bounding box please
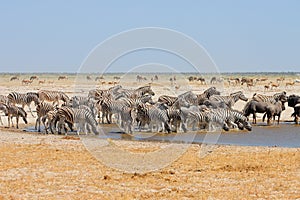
[0,85,299,135]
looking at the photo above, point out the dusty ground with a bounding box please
[0,130,299,199]
[0,73,300,199]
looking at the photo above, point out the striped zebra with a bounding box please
[38,90,69,106]
[209,91,248,108]
[35,102,56,132]
[88,85,122,100]
[70,96,98,119]
[55,106,99,135]
[0,104,27,129]
[196,87,221,105]
[0,95,9,104]
[115,86,155,99]
[0,103,8,125]
[7,92,40,117]
[137,104,171,133]
[158,95,178,106]
[252,92,287,104]
[212,108,252,131]
[119,107,138,133]
[44,110,58,134]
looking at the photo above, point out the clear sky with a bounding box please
[0,0,299,73]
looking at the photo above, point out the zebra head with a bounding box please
[230,91,248,102]
[0,103,8,116]
[204,87,221,98]
[60,92,70,103]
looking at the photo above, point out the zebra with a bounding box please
[7,92,40,117]
[158,95,178,106]
[119,106,138,133]
[54,106,99,135]
[115,86,155,99]
[0,103,8,125]
[140,104,171,133]
[209,91,248,108]
[70,96,98,118]
[252,91,287,104]
[35,102,56,132]
[196,87,221,105]
[38,90,69,106]
[88,85,122,100]
[212,108,252,131]
[0,95,9,104]
[0,104,27,129]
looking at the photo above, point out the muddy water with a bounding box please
[24,123,300,148]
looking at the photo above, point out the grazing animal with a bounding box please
[285,81,295,88]
[0,104,27,128]
[30,76,38,81]
[209,91,248,109]
[262,101,284,125]
[7,92,40,117]
[38,80,46,84]
[22,79,33,85]
[252,92,287,104]
[38,90,69,106]
[287,94,300,124]
[10,76,19,81]
[58,76,68,80]
[270,82,280,90]
[243,100,270,124]
[35,102,56,132]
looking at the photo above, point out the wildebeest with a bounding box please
[288,94,300,124]
[10,76,19,81]
[30,76,39,81]
[58,76,68,80]
[262,101,284,125]
[243,100,269,124]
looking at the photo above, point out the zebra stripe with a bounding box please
[38,90,69,106]
[209,91,248,108]
[252,92,287,104]
[7,92,40,117]
[197,87,221,105]
[35,102,56,132]
[0,104,27,129]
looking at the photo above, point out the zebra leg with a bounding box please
[27,104,35,117]
[0,116,3,126]
[16,116,19,129]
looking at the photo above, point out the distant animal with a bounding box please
[38,80,46,84]
[285,81,295,88]
[270,82,280,90]
[95,76,104,81]
[58,76,68,80]
[30,76,39,81]
[22,79,33,85]
[86,76,92,81]
[10,76,19,81]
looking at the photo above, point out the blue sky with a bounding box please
[0,1,299,73]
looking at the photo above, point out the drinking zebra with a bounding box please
[7,92,40,117]
[139,104,171,133]
[35,102,56,132]
[212,108,252,131]
[54,106,99,135]
[209,91,248,108]
[0,104,27,129]
[38,90,69,106]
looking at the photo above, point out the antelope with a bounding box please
[22,79,33,85]
[270,82,280,90]
[38,80,46,84]
[285,81,295,88]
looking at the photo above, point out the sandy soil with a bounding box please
[0,73,300,199]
